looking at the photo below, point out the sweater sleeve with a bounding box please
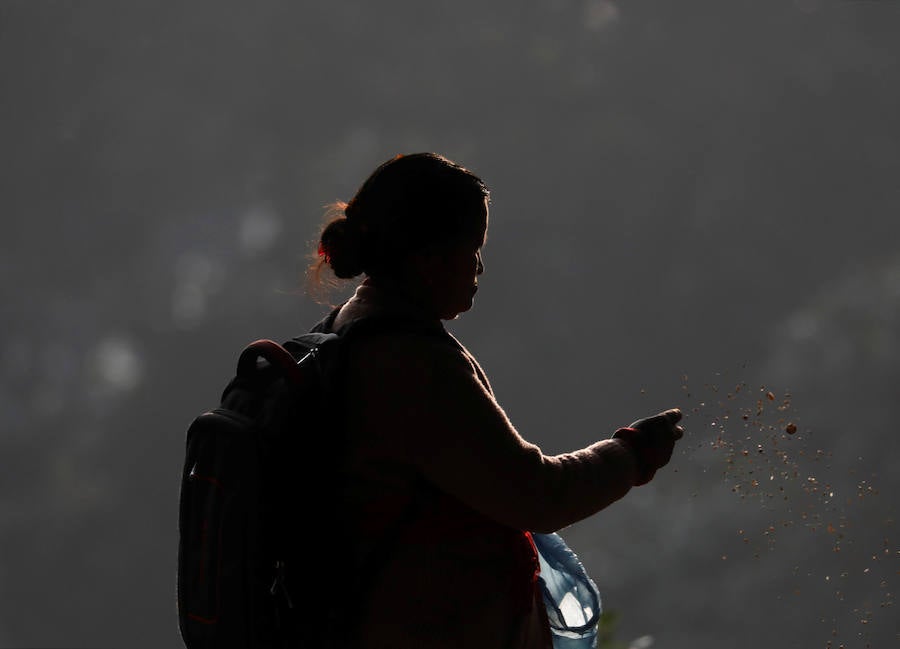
[345,332,640,534]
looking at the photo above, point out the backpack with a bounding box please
[177,311,432,649]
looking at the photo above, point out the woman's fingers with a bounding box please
[663,408,682,423]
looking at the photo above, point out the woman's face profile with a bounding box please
[423,203,488,320]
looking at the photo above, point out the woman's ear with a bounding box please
[407,248,443,283]
[397,250,436,293]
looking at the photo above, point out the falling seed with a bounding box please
[786,422,798,435]
[766,391,776,401]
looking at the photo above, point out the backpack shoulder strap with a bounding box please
[286,309,449,642]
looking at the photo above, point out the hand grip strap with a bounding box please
[236,339,309,385]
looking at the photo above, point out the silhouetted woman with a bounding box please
[310,152,684,649]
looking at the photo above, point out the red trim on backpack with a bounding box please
[192,473,223,489]
[187,612,218,625]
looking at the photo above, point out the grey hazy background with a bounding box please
[2,1,898,647]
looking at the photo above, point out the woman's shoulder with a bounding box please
[345,323,467,373]
[327,282,480,383]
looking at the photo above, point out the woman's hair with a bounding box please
[308,152,489,296]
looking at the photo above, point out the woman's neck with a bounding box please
[363,276,439,320]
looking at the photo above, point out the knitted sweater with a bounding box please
[329,281,640,649]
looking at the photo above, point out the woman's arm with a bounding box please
[346,332,642,533]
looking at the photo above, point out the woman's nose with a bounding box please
[476,251,484,275]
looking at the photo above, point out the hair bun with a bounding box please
[318,216,365,279]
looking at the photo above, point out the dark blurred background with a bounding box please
[1,1,898,647]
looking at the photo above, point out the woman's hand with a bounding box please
[613,408,684,486]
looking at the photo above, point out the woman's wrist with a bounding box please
[612,427,656,486]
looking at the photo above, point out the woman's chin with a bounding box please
[441,298,475,320]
